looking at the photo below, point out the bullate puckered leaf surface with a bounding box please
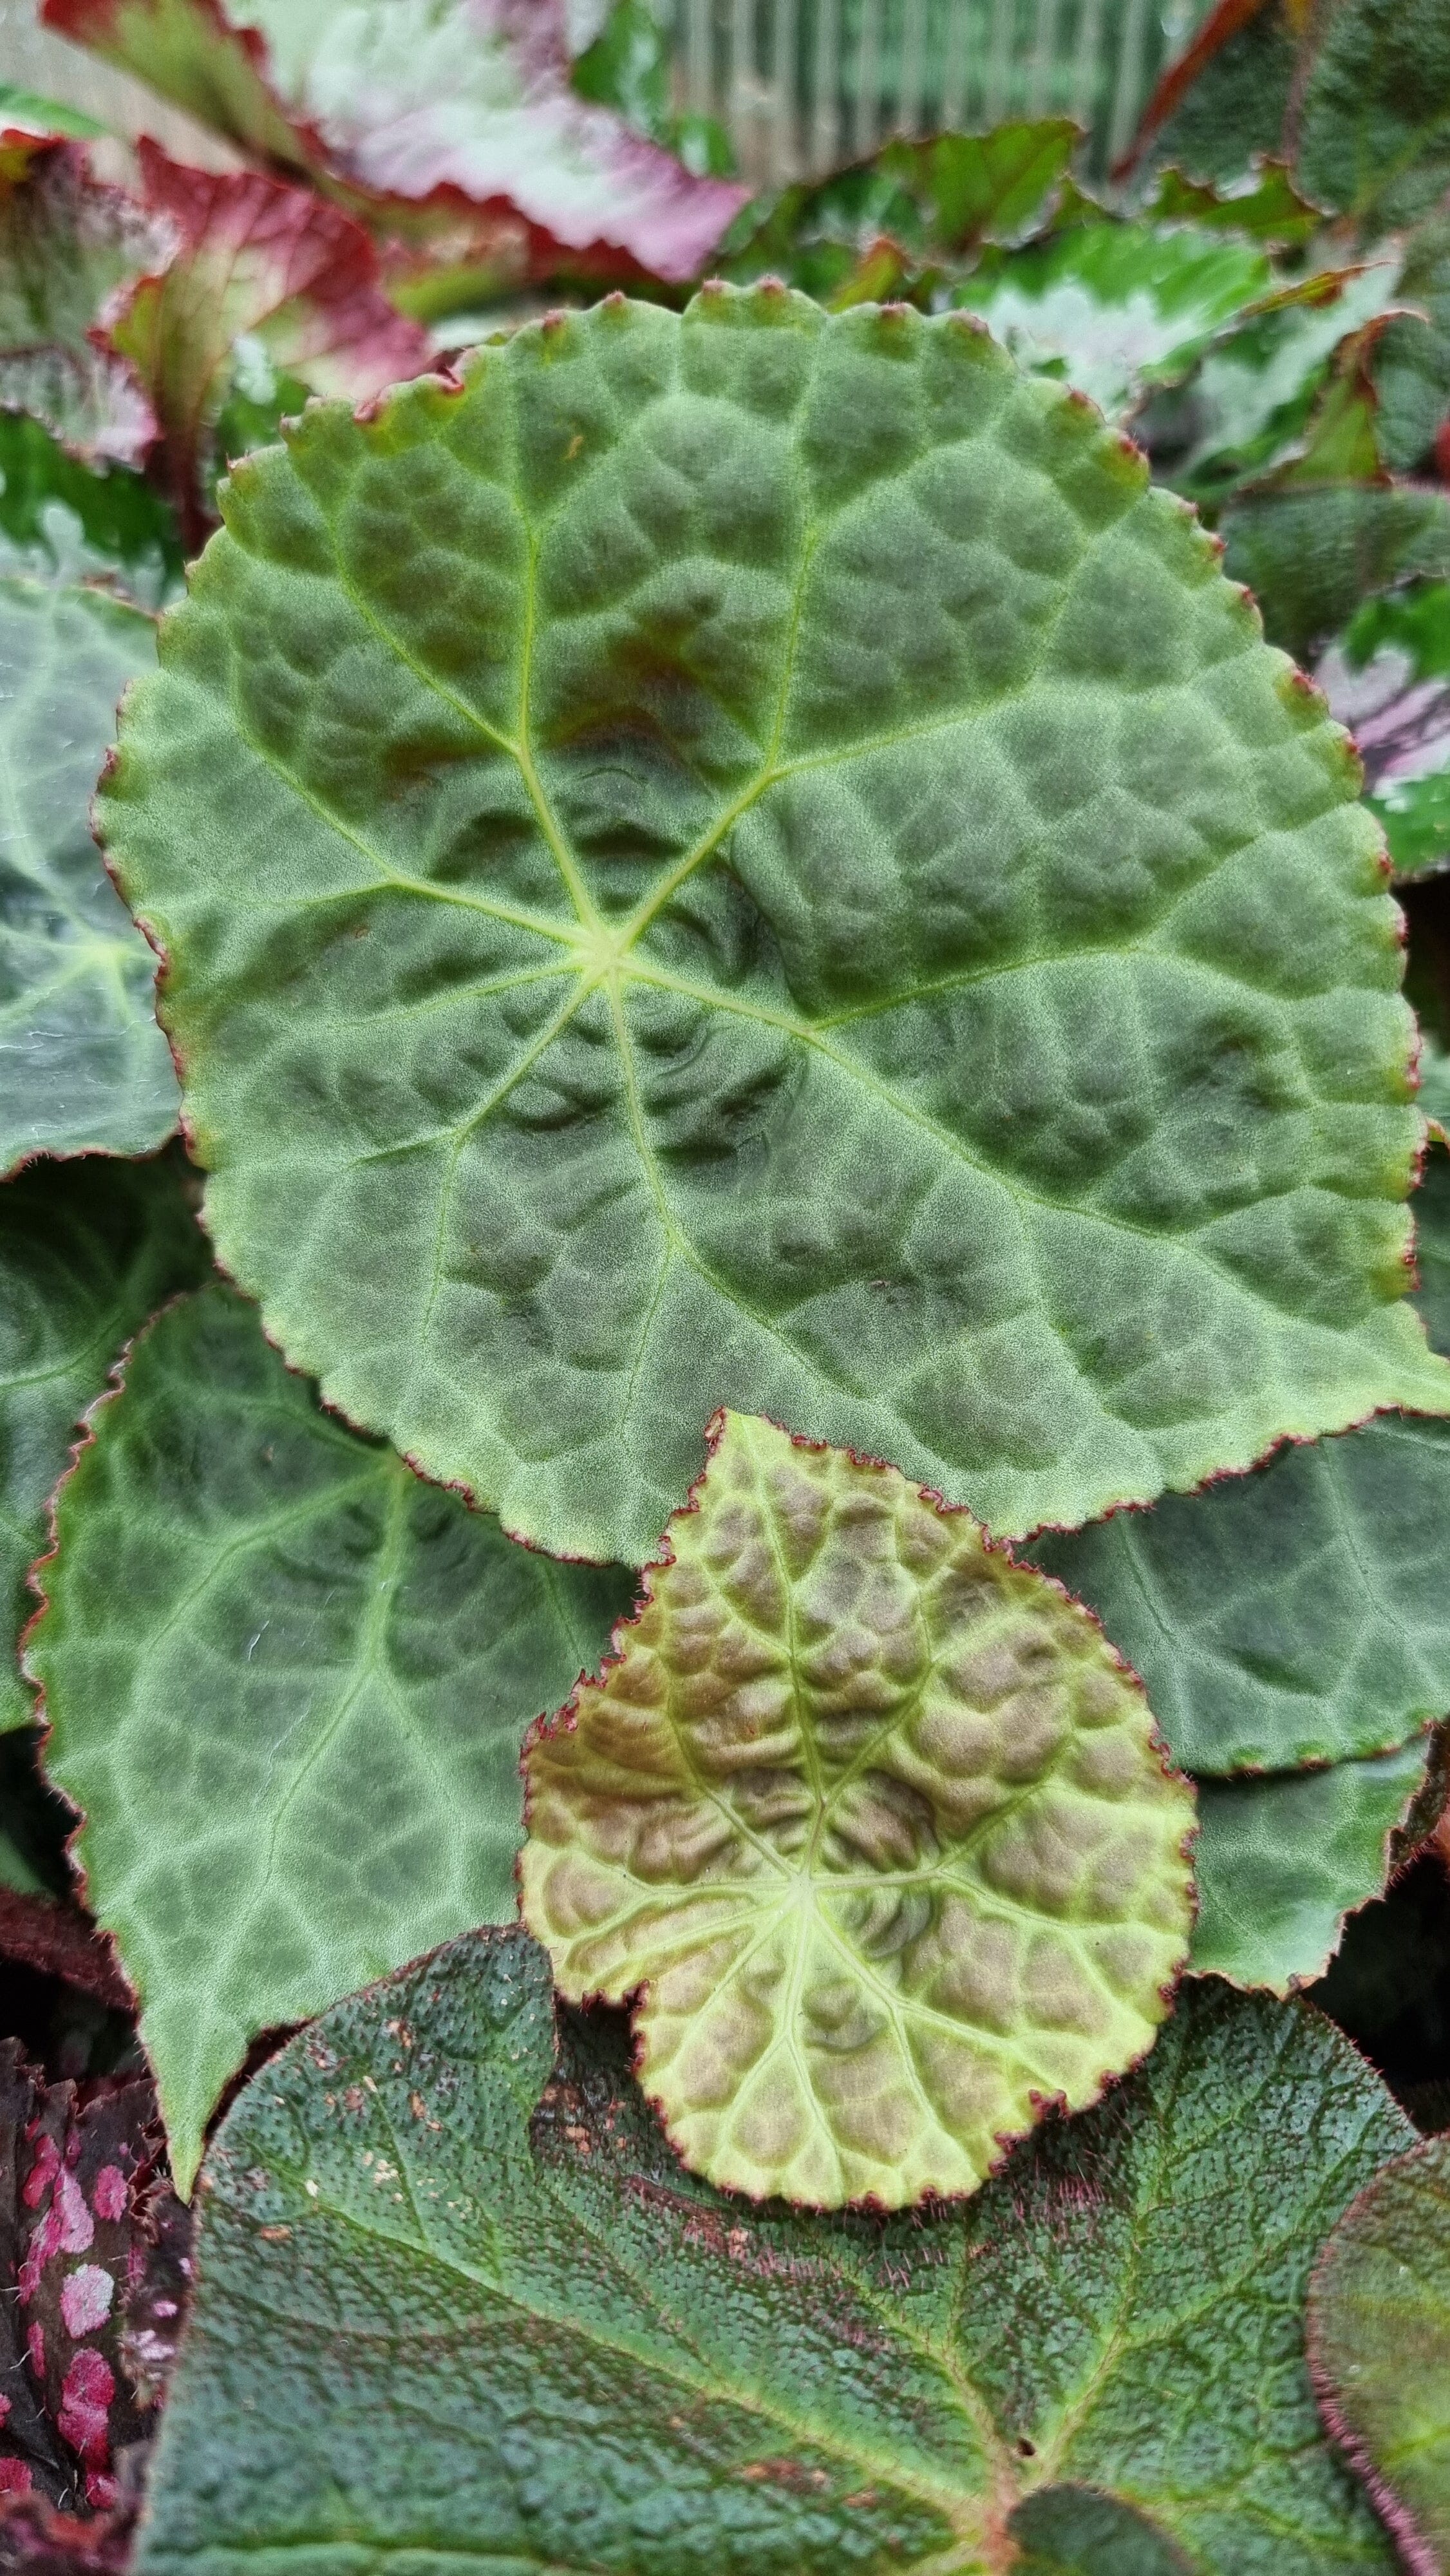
[100,287,1450,1564]
[134,1930,1410,2576]
[522,1410,1194,2210]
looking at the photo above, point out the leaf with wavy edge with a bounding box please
[1030,1141,1450,1783]
[718,118,1080,308]
[0,580,180,1171]
[1221,481,1450,662]
[949,221,1272,421]
[0,138,165,468]
[1190,1740,1434,1992]
[0,1154,207,1736]
[98,289,1450,1565]
[135,1932,1409,2576]
[1310,2136,1450,2575]
[1028,1416,1450,1777]
[109,142,429,547]
[25,1281,632,2195]
[42,0,745,286]
[521,1409,1194,2211]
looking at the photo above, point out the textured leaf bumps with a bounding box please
[522,1410,1194,2208]
[100,289,1450,1564]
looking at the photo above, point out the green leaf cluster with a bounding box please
[0,0,1447,2547]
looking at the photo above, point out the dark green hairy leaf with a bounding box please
[1309,2135,1450,2571]
[1191,1743,1435,1992]
[26,1283,632,2193]
[0,578,180,1170]
[1034,1131,1450,1992]
[1028,1416,1450,1776]
[0,1151,206,1736]
[100,287,1449,1567]
[136,1931,1411,2575]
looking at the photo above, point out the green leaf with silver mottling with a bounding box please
[0,580,180,1171]
[1309,2136,1450,2573]
[1317,583,1450,884]
[135,1933,1409,2576]
[26,1282,632,2195]
[100,289,1450,1567]
[523,1408,1195,2211]
[0,1151,207,1736]
[0,412,182,606]
[1190,1741,1434,1993]
[950,221,1272,421]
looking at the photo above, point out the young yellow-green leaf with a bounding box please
[522,1410,1194,2211]
[1191,1740,1434,1993]
[950,220,1272,420]
[99,289,1450,1566]
[0,580,180,1171]
[1309,2136,1450,2573]
[135,1933,1411,2576]
[26,1281,632,2195]
[1027,1416,1450,1776]
[0,1151,207,1736]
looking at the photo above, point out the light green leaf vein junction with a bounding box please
[102,287,1449,1564]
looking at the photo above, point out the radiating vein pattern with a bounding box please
[522,1411,1194,2209]
[26,1285,633,2192]
[102,287,1449,1563]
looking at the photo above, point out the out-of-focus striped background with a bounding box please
[0,0,1207,185]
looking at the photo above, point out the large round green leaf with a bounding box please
[522,1408,1194,2210]
[1309,2136,1450,2573]
[25,1282,632,2194]
[0,1151,207,1733]
[135,1934,1411,2576]
[0,580,179,1171]
[101,289,1449,1566]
